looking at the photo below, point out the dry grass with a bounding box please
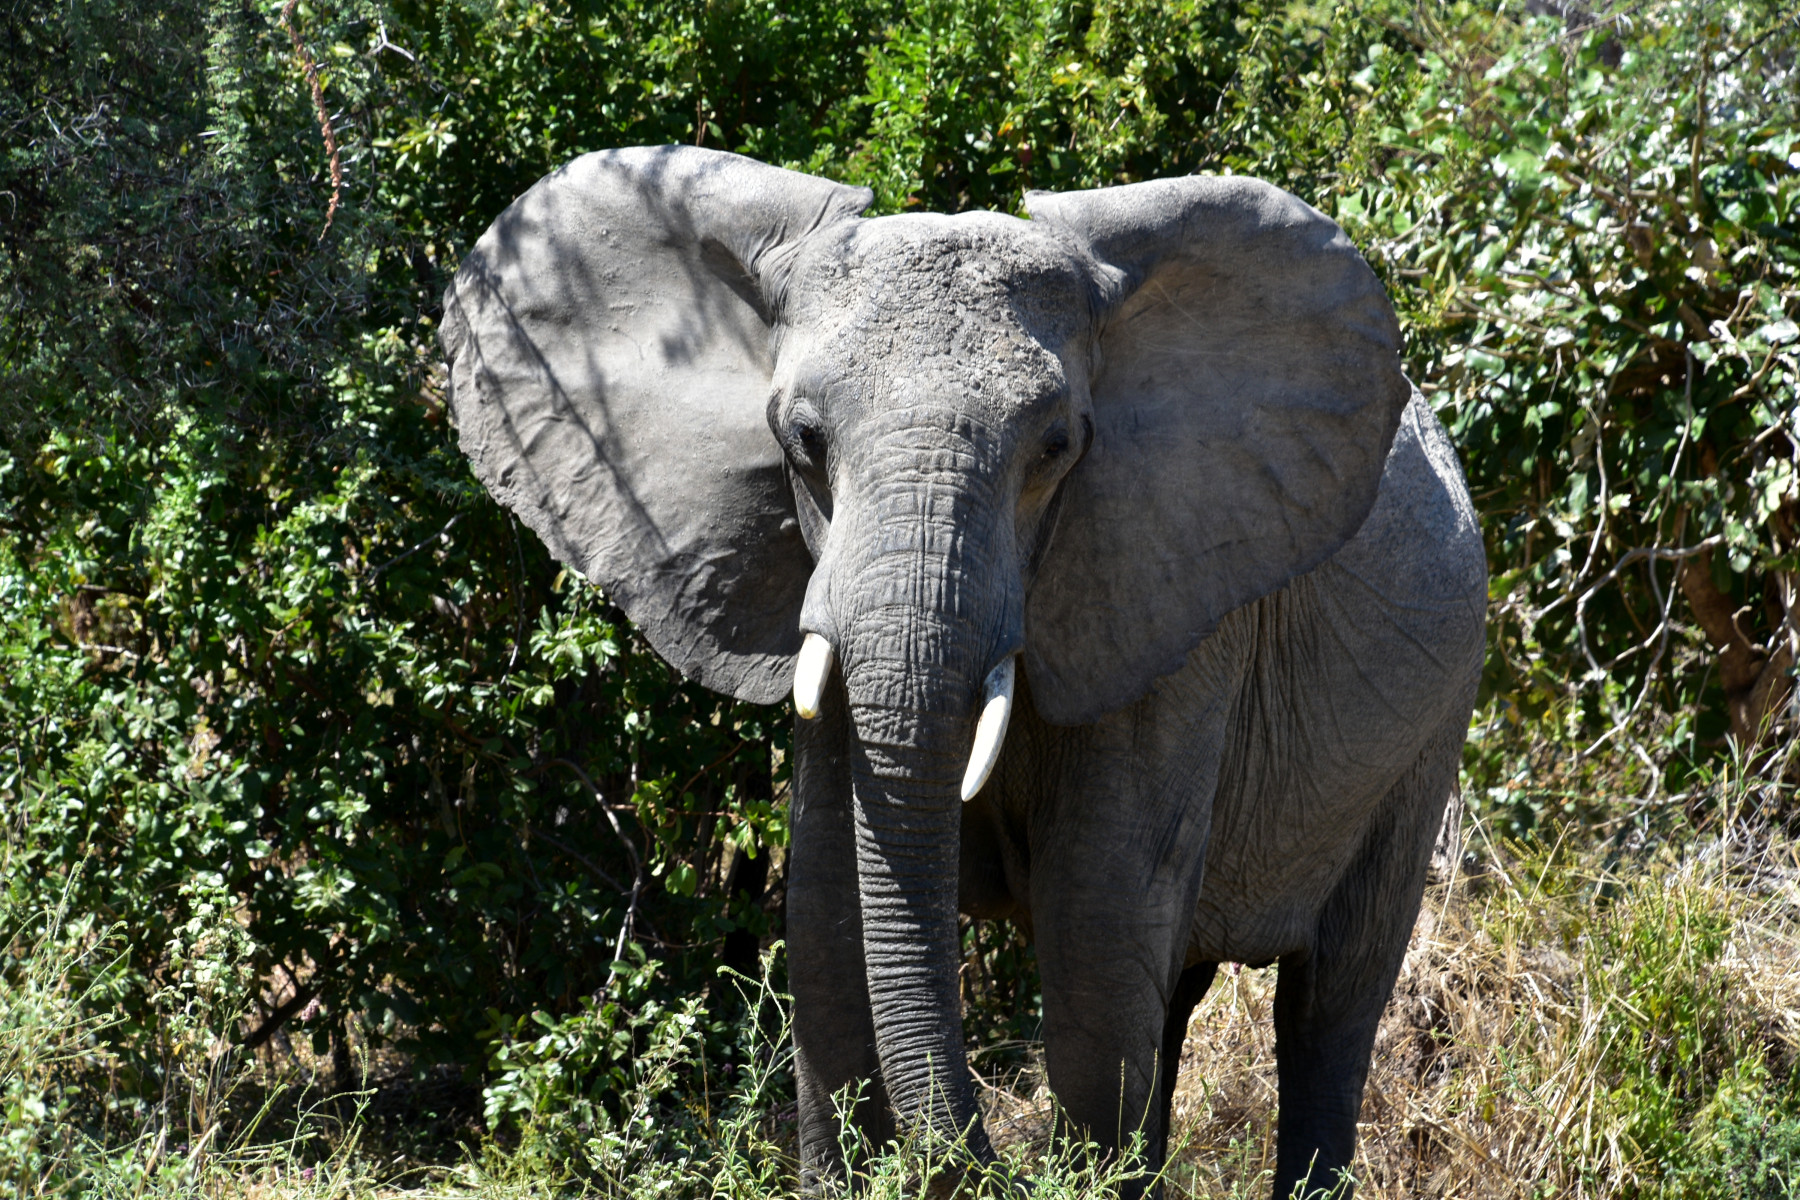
[1187,826,1800,1198]
[1350,829,1797,1199]
[972,821,1800,1199]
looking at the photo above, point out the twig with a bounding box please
[549,759,641,873]
[75,642,140,660]
[1578,402,1611,579]
[505,514,525,675]
[1536,536,1722,626]
[1561,0,1650,41]
[1749,416,1793,452]
[674,738,750,802]
[366,514,460,582]
[529,827,627,894]
[242,977,321,1050]
[615,877,644,963]
[1579,547,1682,764]
[1732,344,1785,402]
[372,19,415,62]
[1722,10,1800,71]
[549,758,646,961]
[280,0,344,239]
[1567,355,1705,765]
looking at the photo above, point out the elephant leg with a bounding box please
[1270,723,1461,1199]
[1156,961,1217,1166]
[1031,799,1214,1194]
[789,688,892,1193]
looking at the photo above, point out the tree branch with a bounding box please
[241,979,320,1051]
[280,0,344,239]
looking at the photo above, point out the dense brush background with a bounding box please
[2,0,1798,1195]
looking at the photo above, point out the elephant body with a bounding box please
[976,394,1483,965]
[793,393,1484,1190]
[441,145,1487,1196]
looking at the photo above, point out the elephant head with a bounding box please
[441,145,1407,1154]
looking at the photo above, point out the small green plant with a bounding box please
[1701,1067,1800,1200]
[478,944,798,1194]
[481,944,706,1185]
[0,875,123,1196]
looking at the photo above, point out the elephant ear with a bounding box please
[1022,175,1409,725]
[441,146,871,704]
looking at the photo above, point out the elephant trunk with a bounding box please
[818,420,1016,1161]
[845,702,991,1157]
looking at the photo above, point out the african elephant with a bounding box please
[440,145,1486,1197]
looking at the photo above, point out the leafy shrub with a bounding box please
[1319,4,1800,828]
[478,948,803,1195]
[479,947,708,1175]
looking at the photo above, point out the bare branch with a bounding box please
[366,514,461,582]
[528,827,627,894]
[280,0,344,239]
[548,758,646,961]
[1538,535,1724,626]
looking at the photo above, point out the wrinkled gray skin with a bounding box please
[441,146,1487,1198]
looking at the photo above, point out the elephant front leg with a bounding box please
[788,689,892,1193]
[1029,770,1216,1196]
[1034,882,1211,1198]
[1270,721,1462,1199]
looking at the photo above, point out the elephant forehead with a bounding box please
[835,214,1087,323]
[786,213,1089,407]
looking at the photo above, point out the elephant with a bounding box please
[440,145,1487,1197]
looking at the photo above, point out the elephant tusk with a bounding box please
[961,657,1016,802]
[793,633,834,720]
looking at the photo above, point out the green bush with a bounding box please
[1324,3,1800,833]
[478,949,796,1192]
[3,0,802,1128]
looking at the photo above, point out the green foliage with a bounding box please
[478,950,797,1193]
[480,948,707,1175]
[2,0,792,1125]
[1230,3,1800,830]
[846,0,1246,211]
[1698,1068,1800,1200]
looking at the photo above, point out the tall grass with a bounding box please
[5,817,1798,1198]
[1,876,120,1195]
[0,866,381,1197]
[1156,825,1800,1199]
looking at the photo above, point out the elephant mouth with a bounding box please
[793,631,1017,802]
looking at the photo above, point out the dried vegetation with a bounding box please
[971,820,1800,1199]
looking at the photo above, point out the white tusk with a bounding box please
[793,633,834,720]
[961,657,1016,802]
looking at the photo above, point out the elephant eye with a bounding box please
[787,418,828,474]
[1042,429,1071,460]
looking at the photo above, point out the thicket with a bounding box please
[1,0,1797,1194]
